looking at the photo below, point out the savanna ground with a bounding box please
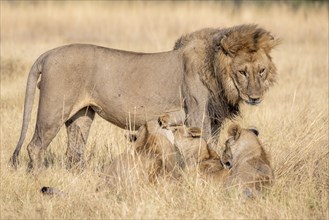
[1,1,328,219]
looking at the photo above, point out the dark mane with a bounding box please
[174,24,278,135]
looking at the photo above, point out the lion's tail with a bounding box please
[10,52,49,168]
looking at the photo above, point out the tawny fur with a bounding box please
[204,124,274,198]
[11,24,279,172]
[97,118,180,191]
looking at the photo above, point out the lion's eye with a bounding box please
[239,70,247,76]
[259,68,266,77]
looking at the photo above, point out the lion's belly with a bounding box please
[89,72,183,129]
[92,89,182,129]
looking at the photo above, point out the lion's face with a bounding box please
[229,50,275,105]
[214,25,279,105]
[217,49,276,105]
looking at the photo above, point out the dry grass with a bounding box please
[1,1,328,219]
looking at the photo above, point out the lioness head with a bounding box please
[225,123,263,159]
[224,123,273,198]
[214,25,279,105]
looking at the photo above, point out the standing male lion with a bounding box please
[10,24,279,171]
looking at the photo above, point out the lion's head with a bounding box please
[214,25,279,105]
[175,24,279,106]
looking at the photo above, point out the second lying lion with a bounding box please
[97,116,225,190]
[97,118,179,191]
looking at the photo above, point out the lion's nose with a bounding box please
[224,161,232,169]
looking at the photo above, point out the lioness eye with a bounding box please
[259,68,265,77]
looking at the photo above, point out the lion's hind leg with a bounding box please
[27,121,63,173]
[65,107,95,170]
[27,98,79,173]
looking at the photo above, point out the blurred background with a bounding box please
[2,1,327,54]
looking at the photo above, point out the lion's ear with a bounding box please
[187,127,202,138]
[214,25,280,55]
[220,35,237,56]
[214,34,235,56]
[257,31,280,54]
[228,124,241,140]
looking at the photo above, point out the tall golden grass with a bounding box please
[1,1,328,219]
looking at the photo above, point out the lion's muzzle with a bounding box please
[246,97,261,105]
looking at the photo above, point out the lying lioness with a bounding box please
[96,116,180,191]
[204,124,274,198]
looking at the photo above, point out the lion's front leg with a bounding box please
[184,104,212,141]
[183,82,212,142]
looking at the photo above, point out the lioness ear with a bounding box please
[158,114,170,128]
[187,127,202,138]
[228,124,241,140]
[248,126,259,136]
